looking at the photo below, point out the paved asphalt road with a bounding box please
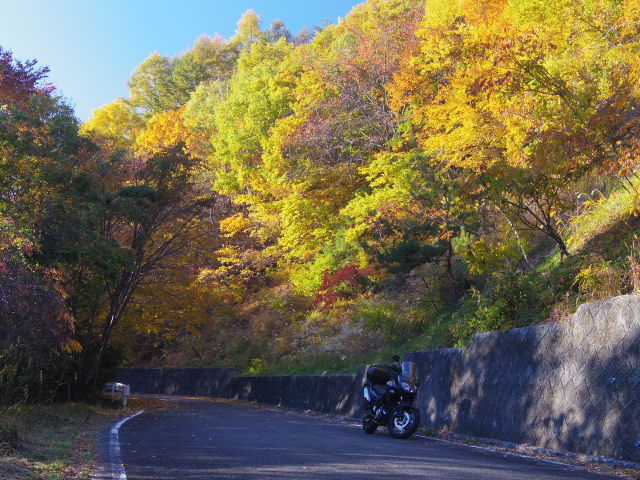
[102,397,621,480]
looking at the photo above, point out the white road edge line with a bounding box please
[110,410,144,480]
[344,423,579,470]
[410,434,576,469]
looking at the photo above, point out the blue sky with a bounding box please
[1,0,360,120]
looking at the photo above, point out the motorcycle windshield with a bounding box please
[401,362,416,382]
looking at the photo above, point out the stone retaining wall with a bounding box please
[408,294,640,461]
[116,294,640,462]
[116,367,364,418]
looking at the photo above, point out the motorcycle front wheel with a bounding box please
[362,413,378,434]
[387,406,420,439]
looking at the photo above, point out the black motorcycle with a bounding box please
[362,355,420,438]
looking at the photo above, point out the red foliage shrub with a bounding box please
[315,263,381,310]
[0,251,74,404]
[0,46,53,107]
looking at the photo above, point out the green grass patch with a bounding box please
[565,181,640,255]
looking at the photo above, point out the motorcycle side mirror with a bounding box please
[392,355,400,363]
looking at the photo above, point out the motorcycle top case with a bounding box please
[366,364,396,385]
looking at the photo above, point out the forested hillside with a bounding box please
[3,0,640,402]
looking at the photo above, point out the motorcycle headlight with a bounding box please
[400,380,417,393]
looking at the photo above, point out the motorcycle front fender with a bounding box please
[363,386,372,402]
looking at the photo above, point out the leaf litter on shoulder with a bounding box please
[0,398,173,480]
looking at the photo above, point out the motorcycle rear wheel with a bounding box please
[388,406,420,439]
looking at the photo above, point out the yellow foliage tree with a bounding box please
[136,107,208,158]
[81,98,144,150]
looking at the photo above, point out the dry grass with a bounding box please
[0,397,170,480]
[629,236,640,293]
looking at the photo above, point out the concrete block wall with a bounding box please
[116,367,365,418]
[408,294,640,461]
[116,367,237,398]
[116,294,640,462]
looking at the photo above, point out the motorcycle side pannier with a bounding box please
[366,364,395,385]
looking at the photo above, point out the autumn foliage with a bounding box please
[315,263,381,310]
[5,0,640,395]
[0,47,53,106]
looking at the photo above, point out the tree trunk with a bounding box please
[543,224,570,258]
[79,269,141,394]
[445,238,458,305]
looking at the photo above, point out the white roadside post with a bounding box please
[103,382,131,407]
[121,384,130,407]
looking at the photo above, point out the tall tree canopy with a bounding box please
[6,0,640,399]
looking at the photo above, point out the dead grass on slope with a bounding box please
[0,397,171,480]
